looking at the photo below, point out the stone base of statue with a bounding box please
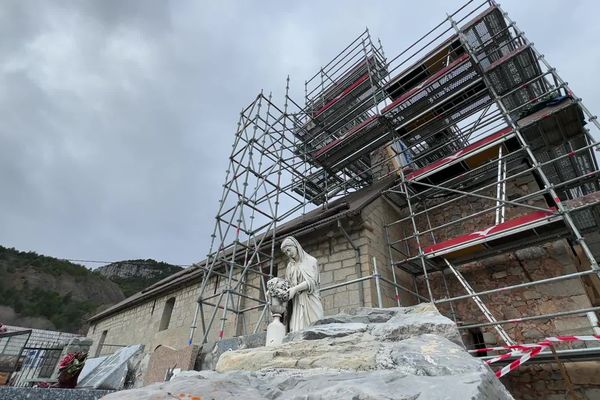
[266,314,286,347]
[99,304,514,400]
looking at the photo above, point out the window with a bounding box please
[468,328,487,357]
[159,297,176,331]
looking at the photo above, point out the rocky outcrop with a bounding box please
[101,304,514,399]
[198,332,266,371]
[96,260,181,280]
[96,259,182,297]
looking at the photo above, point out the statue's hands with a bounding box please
[287,287,297,300]
[287,282,309,300]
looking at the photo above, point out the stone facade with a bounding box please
[86,206,401,364]
[86,176,600,398]
[419,242,594,345]
[505,362,600,400]
[88,283,203,356]
[397,172,600,400]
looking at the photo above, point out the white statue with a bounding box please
[281,236,324,332]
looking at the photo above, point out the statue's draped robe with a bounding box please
[284,238,324,332]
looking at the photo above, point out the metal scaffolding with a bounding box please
[190,0,600,367]
[381,0,600,355]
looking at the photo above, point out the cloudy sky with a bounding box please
[0,0,598,268]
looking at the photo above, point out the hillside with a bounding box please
[96,259,183,297]
[0,246,125,334]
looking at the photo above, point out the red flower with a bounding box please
[58,353,76,370]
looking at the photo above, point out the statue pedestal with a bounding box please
[266,315,286,346]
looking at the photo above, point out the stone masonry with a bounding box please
[87,172,600,398]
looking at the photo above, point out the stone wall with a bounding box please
[87,283,198,356]
[362,196,419,308]
[504,362,600,400]
[87,213,382,363]
[415,243,600,400]
[418,241,595,345]
[397,172,600,399]
[406,174,547,255]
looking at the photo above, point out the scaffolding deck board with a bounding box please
[385,36,464,101]
[307,55,382,111]
[405,126,518,183]
[423,208,564,260]
[312,115,390,169]
[382,53,475,117]
[461,5,511,69]
[519,96,600,199]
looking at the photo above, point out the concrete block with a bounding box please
[320,271,333,285]
[554,316,593,335]
[565,361,600,385]
[329,250,356,263]
[522,291,542,300]
[323,261,342,272]
[537,281,585,298]
[333,267,354,282]
[492,271,508,279]
[342,258,357,268]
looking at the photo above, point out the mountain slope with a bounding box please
[96,259,183,297]
[0,246,125,333]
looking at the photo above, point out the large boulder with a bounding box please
[101,303,513,399]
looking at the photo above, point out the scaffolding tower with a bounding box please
[381,1,600,355]
[191,0,600,363]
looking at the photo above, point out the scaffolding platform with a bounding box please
[423,208,566,264]
[405,126,519,184]
[312,114,390,170]
[382,54,481,124]
[461,6,511,69]
[303,55,388,152]
[397,89,492,168]
[385,36,465,101]
[307,55,385,118]
[485,45,546,112]
[519,96,600,199]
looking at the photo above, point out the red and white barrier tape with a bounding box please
[474,335,600,378]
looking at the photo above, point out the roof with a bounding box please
[89,176,397,323]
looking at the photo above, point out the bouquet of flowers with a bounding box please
[267,277,290,301]
[59,352,87,374]
[56,352,87,388]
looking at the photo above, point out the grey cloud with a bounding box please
[0,0,598,267]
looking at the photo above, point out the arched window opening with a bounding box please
[159,297,176,331]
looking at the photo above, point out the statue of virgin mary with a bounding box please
[281,236,324,332]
